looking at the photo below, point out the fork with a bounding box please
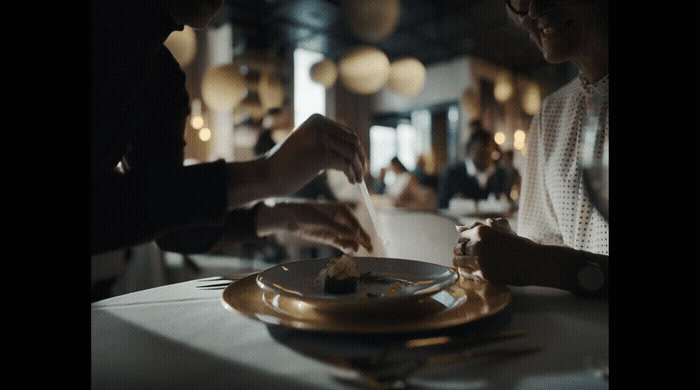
[304,330,538,388]
[333,342,541,389]
[195,272,259,290]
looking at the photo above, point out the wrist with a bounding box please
[225,158,275,207]
[531,245,580,291]
[254,199,297,237]
[540,245,608,297]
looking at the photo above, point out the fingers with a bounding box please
[485,217,510,229]
[452,254,478,271]
[358,230,373,252]
[307,203,373,253]
[311,116,367,182]
[323,136,364,184]
[331,206,373,252]
[456,221,485,233]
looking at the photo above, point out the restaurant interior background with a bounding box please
[92,0,579,300]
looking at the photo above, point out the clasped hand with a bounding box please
[453,218,539,286]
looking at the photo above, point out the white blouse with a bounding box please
[517,74,609,255]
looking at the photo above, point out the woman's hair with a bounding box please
[466,130,497,152]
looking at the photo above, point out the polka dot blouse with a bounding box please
[517,74,609,255]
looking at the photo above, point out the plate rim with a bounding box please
[222,272,512,334]
[254,256,459,302]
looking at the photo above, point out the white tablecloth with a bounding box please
[92,278,608,389]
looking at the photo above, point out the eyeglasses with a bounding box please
[505,0,565,16]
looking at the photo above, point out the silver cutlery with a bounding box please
[195,273,259,290]
[300,329,539,389]
[332,341,541,389]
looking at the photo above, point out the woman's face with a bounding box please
[468,140,497,173]
[509,0,607,65]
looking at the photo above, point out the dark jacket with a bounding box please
[437,161,510,209]
[91,0,257,254]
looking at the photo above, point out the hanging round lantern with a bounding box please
[341,0,401,43]
[310,58,338,88]
[386,57,426,97]
[338,46,390,95]
[494,73,514,103]
[521,82,542,116]
[164,25,197,68]
[460,87,481,119]
[201,64,247,110]
[258,71,285,111]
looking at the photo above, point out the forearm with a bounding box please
[226,158,279,208]
[155,206,263,253]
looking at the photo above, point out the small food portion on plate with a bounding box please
[318,254,362,294]
[318,255,410,297]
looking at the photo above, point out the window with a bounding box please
[396,123,417,172]
[370,125,396,179]
[293,48,326,127]
[370,122,420,184]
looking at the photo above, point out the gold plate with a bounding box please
[221,274,511,334]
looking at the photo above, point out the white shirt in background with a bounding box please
[465,158,495,190]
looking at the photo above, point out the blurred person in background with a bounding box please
[467,119,485,136]
[375,157,431,210]
[498,150,521,211]
[92,0,372,258]
[437,130,511,209]
[453,0,608,298]
[413,154,439,192]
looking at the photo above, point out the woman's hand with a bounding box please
[255,199,373,253]
[453,218,544,286]
[264,114,368,195]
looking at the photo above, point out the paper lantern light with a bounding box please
[522,82,542,116]
[341,0,401,43]
[310,58,338,87]
[386,57,426,97]
[164,26,197,68]
[201,64,247,110]
[338,46,390,95]
[494,73,514,103]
